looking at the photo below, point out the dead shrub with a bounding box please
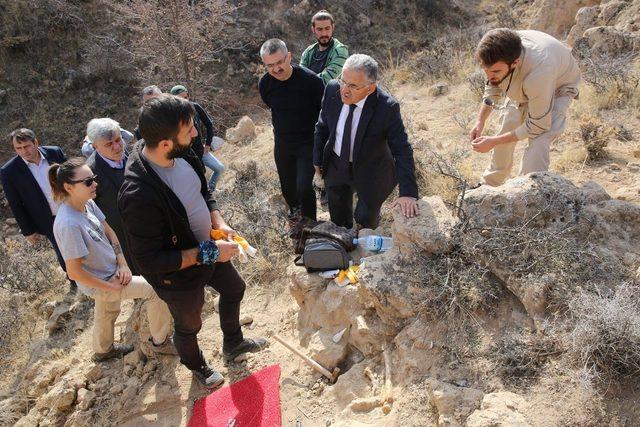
[566,282,640,383]
[467,70,486,102]
[492,331,561,388]
[215,161,292,286]
[579,118,610,161]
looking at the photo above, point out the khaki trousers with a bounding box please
[92,276,172,354]
[482,96,572,186]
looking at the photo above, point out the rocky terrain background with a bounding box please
[1,0,640,425]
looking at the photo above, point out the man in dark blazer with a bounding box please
[313,54,420,230]
[85,118,137,273]
[0,128,76,291]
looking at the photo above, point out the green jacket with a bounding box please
[300,38,349,85]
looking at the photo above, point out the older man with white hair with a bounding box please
[314,54,419,230]
[85,118,137,273]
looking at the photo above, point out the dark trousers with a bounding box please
[153,262,245,370]
[273,141,316,220]
[325,154,382,229]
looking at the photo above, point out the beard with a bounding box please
[167,137,191,159]
[318,36,332,47]
[489,66,515,86]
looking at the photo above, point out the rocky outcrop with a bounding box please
[225,115,256,144]
[567,0,640,54]
[463,172,639,325]
[527,0,600,39]
[466,392,531,426]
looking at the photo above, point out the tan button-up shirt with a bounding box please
[483,30,581,140]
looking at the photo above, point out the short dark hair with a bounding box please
[9,128,36,145]
[138,95,195,148]
[475,28,523,67]
[311,10,334,26]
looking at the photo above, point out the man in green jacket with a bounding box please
[300,10,349,86]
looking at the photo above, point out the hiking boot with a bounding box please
[149,336,179,356]
[92,343,134,362]
[191,363,224,388]
[223,338,269,363]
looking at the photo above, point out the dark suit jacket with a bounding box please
[0,146,67,236]
[313,81,419,207]
[86,151,136,273]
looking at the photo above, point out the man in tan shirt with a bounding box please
[469,29,581,186]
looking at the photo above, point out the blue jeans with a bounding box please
[202,152,225,190]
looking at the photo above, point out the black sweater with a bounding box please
[259,64,324,145]
[118,141,216,290]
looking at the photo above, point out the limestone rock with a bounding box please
[28,361,69,397]
[528,0,599,38]
[463,173,640,324]
[307,328,348,369]
[580,26,640,55]
[46,302,71,334]
[567,6,601,46]
[76,388,96,411]
[392,196,456,256]
[85,364,102,383]
[225,116,256,144]
[40,380,76,410]
[426,378,484,426]
[332,362,372,409]
[466,392,531,426]
[123,348,146,367]
[428,83,449,97]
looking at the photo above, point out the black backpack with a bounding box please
[293,222,357,272]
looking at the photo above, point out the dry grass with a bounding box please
[215,160,294,286]
[492,331,561,388]
[566,282,640,384]
[579,117,611,162]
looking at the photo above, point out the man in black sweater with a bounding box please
[258,38,325,225]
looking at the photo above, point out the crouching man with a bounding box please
[118,95,267,387]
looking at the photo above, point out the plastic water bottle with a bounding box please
[353,235,393,253]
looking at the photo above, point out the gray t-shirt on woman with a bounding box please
[53,200,117,296]
[147,157,212,243]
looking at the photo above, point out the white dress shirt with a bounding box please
[333,95,369,162]
[24,152,58,215]
[97,151,125,169]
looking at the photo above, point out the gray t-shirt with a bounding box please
[147,157,212,243]
[53,200,117,296]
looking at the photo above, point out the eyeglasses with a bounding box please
[337,77,372,91]
[264,57,287,70]
[69,174,98,187]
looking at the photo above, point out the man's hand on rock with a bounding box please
[391,197,419,218]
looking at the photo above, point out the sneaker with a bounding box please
[92,342,134,362]
[191,363,224,388]
[223,338,269,363]
[149,336,179,356]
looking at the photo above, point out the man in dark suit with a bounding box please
[313,54,420,230]
[0,128,76,292]
[85,118,137,273]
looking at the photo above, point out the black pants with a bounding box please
[273,142,316,220]
[153,262,245,370]
[325,155,381,229]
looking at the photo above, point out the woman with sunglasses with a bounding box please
[48,157,176,361]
